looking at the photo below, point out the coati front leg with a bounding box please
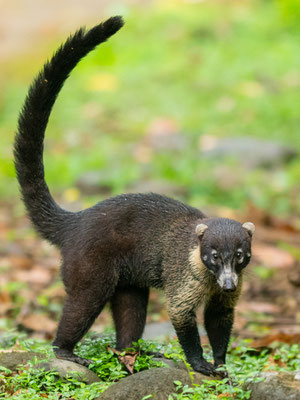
[110,286,149,350]
[167,302,216,376]
[204,293,235,373]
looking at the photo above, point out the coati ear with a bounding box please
[195,223,208,239]
[242,222,255,237]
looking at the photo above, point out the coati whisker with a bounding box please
[14,16,254,376]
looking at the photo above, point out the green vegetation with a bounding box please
[0,0,299,215]
[0,334,299,399]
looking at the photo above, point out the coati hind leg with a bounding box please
[53,271,117,366]
[204,293,235,374]
[110,286,149,350]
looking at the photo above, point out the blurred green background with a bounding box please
[1,0,300,217]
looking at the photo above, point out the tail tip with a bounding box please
[102,15,125,34]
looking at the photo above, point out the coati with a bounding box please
[14,16,255,376]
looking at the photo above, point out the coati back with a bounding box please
[14,17,255,376]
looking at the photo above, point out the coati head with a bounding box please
[195,218,254,292]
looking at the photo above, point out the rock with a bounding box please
[76,170,113,196]
[143,321,206,341]
[0,351,100,384]
[36,359,101,384]
[246,371,300,400]
[0,350,44,370]
[152,357,187,371]
[97,367,213,400]
[145,118,187,151]
[200,137,297,169]
[147,133,187,152]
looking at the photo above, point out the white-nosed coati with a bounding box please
[14,16,255,376]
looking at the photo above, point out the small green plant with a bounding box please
[167,339,300,400]
[76,335,165,379]
[0,335,299,399]
[170,378,252,400]
[0,366,109,400]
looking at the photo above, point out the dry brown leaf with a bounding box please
[237,301,280,314]
[254,226,300,245]
[0,290,13,316]
[244,202,296,230]
[251,333,300,349]
[107,346,121,356]
[42,285,65,299]
[263,354,286,371]
[253,244,295,269]
[0,291,11,304]
[218,393,234,399]
[18,313,57,333]
[13,389,28,396]
[119,353,137,374]
[8,255,33,270]
[107,346,138,374]
[13,268,52,285]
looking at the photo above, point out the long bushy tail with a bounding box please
[14,16,124,247]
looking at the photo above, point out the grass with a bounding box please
[0,333,299,399]
[0,0,299,215]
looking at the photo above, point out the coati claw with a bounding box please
[215,368,229,379]
[55,349,94,367]
[214,363,229,379]
[72,356,94,367]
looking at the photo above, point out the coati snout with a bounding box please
[14,17,256,377]
[196,219,255,292]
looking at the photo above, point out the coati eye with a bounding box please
[211,250,218,260]
[236,250,243,258]
[236,249,244,264]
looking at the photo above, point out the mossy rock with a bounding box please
[246,371,300,400]
[98,366,213,400]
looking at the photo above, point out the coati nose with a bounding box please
[223,278,236,292]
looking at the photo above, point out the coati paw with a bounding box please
[192,359,217,376]
[71,355,94,367]
[54,349,94,367]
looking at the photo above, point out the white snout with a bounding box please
[217,264,238,291]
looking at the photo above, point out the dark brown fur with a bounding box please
[14,17,254,376]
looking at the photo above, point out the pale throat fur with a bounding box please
[188,245,243,306]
